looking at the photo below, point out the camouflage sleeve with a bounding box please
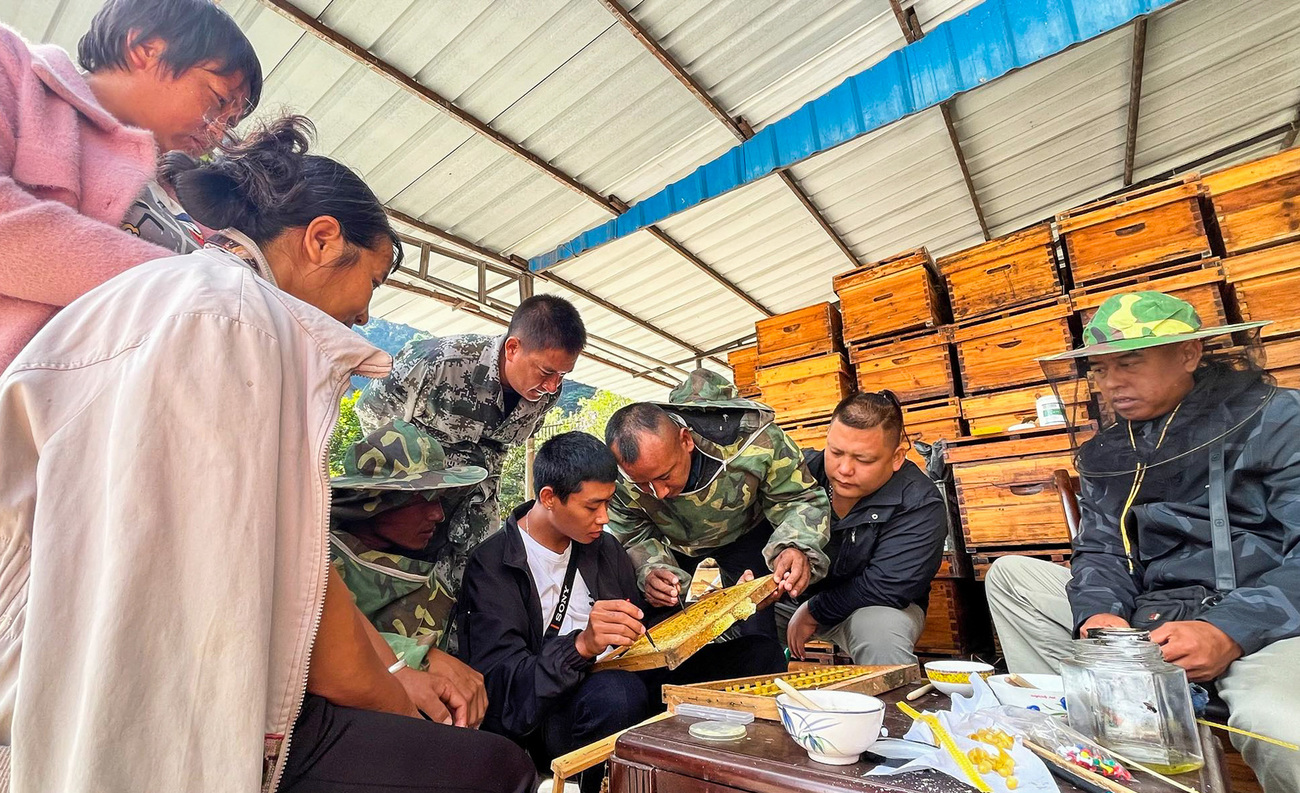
[355,350,424,433]
[605,482,690,591]
[382,633,431,670]
[756,425,831,582]
[1066,474,1143,632]
[1200,392,1300,655]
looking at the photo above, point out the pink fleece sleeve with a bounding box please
[0,36,172,308]
[0,175,174,307]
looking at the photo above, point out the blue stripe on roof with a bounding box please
[529,0,1174,272]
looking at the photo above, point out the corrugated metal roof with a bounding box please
[789,108,986,263]
[1132,0,1300,181]
[4,0,1298,402]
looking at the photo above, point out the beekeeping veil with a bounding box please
[1038,290,1274,482]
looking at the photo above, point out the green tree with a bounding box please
[327,390,364,476]
[496,389,633,516]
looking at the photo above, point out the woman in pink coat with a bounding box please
[0,0,262,370]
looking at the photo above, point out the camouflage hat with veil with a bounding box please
[330,419,487,524]
[1037,291,1276,481]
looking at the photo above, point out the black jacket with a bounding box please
[1068,370,1300,656]
[800,451,947,626]
[458,501,645,739]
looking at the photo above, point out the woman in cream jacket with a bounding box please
[0,117,535,793]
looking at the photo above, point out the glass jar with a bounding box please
[1060,631,1204,774]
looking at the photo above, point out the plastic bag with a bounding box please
[867,675,1056,792]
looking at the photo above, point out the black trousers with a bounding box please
[671,520,778,639]
[281,694,538,793]
[541,635,786,793]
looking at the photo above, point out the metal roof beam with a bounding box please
[1283,104,1300,150]
[599,0,860,271]
[644,227,774,315]
[387,209,723,365]
[1123,18,1149,185]
[253,0,611,211]
[393,254,696,379]
[258,0,770,319]
[532,0,1180,270]
[939,101,990,240]
[386,280,679,389]
[892,1,990,240]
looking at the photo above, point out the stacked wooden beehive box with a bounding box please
[720,146,1300,661]
[836,248,955,470]
[938,221,1082,588]
[753,302,854,445]
[727,345,760,399]
[1204,148,1300,388]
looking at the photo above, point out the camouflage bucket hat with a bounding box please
[330,420,487,492]
[657,369,772,413]
[1041,291,1269,361]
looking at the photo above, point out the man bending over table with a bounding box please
[459,432,785,793]
[603,370,831,640]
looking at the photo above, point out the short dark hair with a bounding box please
[165,115,402,270]
[535,432,618,501]
[831,390,904,447]
[78,0,263,119]
[507,295,586,356]
[605,403,675,465]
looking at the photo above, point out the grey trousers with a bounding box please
[775,600,926,666]
[986,555,1300,793]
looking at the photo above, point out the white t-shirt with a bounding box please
[519,525,594,636]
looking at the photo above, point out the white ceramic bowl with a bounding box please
[988,673,1067,713]
[776,690,885,765]
[923,660,995,697]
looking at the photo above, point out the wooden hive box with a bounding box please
[915,579,988,657]
[948,431,1083,549]
[937,223,1062,321]
[1056,178,1213,286]
[833,248,947,345]
[779,414,832,451]
[1223,241,1300,340]
[971,547,1072,581]
[960,379,1092,436]
[952,300,1074,394]
[901,397,963,469]
[850,329,957,403]
[1264,336,1300,390]
[756,353,853,424]
[1203,146,1300,255]
[1070,261,1230,346]
[728,345,760,397]
[755,302,841,369]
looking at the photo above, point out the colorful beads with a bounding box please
[1058,743,1133,781]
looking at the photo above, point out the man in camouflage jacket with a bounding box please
[330,418,495,728]
[986,292,1300,793]
[355,296,585,599]
[604,370,831,638]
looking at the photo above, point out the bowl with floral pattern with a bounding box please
[776,690,885,765]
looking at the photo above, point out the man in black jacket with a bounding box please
[986,292,1300,793]
[459,432,785,792]
[781,391,948,666]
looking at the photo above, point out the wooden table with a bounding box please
[610,686,1230,793]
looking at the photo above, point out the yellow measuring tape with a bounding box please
[1198,718,1299,751]
[897,702,992,792]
